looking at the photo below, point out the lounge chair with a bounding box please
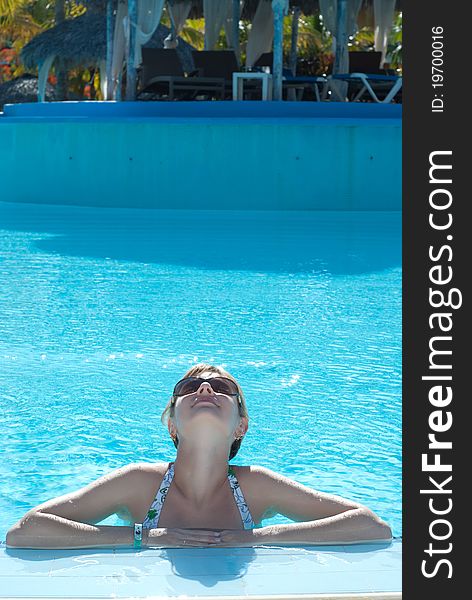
[192,50,240,99]
[328,51,402,103]
[253,52,273,69]
[252,52,327,101]
[282,69,328,102]
[137,48,225,101]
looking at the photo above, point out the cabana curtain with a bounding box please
[319,0,362,72]
[319,0,363,37]
[245,0,274,68]
[203,0,231,50]
[224,0,246,56]
[99,59,107,98]
[166,0,192,47]
[135,0,166,64]
[110,0,127,99]
[38,54,56,102]
[373,0,396,64]
[109,0,165,98]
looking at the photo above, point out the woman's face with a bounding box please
[169,372,247,445]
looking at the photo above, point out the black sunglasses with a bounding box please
[172,376,240,400]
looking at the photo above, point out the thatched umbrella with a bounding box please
[21,11,106,74]
[0,74,56,111]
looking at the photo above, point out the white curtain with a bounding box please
[38,54,56,102]
[135,0,166,65]
[168,0,192,34]
[319,0,363,73]
[319,0,336,33]
[99,60,107,98]
[245,0,274,68]
[319,0,362,37]
[203,0,231,50]
[224,0,245,52]
[110,0,128,99]
[166,0,192,47]
[110,0,165,98]
[373,0,396,65]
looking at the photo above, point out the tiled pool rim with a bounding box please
[0,539,401,599]
[0,101,401,211]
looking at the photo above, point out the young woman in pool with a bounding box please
[6,363,392,550]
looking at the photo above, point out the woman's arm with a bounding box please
[6,463,141,549]
[237,466,392,546]
[255,508,392,545]
[6,513,136,550]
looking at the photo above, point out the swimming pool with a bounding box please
[0,101,401,211]
[0,200,401,541]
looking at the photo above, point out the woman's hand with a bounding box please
[146,527,223,548]
[211,528,263,547]
[146,527,266,548]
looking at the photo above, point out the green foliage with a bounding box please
[1,0,46,81]
[161,6,206,51]
[0,1,86,81]
[180,18,205,50]
[68,64,102,99]
[1,4,402,96]
[284,13,334,74]
[388,12,402,72]
[173,10,402,77]
[349,11,402,73]
[171,13,332,73]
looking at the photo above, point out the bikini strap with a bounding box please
[227,465,255,530]
[142,462,174,529]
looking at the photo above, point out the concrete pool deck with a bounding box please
[0,539,401,599]
[0,101,401,211]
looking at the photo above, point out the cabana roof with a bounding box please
[21,11,104,70]
[20,13,196,72]
[0,74,56,110]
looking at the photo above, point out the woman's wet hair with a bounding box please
[160,363,248,460]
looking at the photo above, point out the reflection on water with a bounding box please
[0,202,400,274]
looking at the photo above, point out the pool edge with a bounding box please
[0,595,402,600]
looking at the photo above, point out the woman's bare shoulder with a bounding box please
[114,461,170,494]
[130,461,169,471]
[127,461,170,479]
[232,464,270,477]
[232,465,280,522]
[121,462,171,523]
[231,464,277,491]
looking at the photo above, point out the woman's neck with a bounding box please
[171,443,231,508]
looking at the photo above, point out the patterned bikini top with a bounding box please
[142,462,255,530]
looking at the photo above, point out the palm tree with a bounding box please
[0,1,47,47]
[1,1,46,80]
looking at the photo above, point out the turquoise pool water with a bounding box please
[0,201,401,540]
